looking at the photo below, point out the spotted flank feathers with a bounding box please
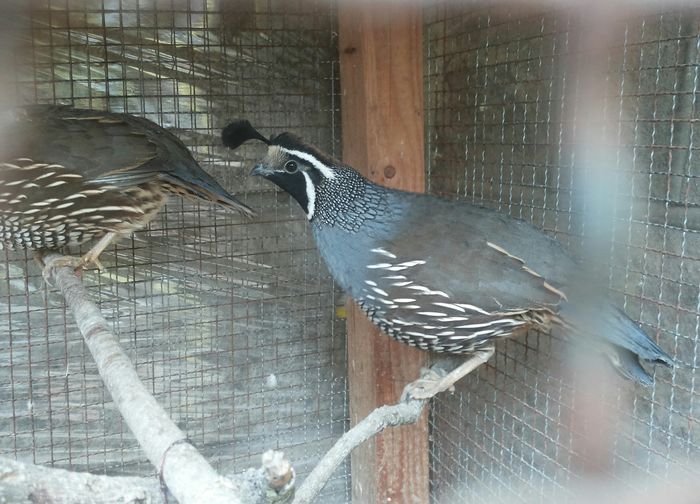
[0,158,161,250]
[355,248,545,354]
[0,105,253,255]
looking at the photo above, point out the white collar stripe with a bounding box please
[301,170,315,220]
[280,147,336,179]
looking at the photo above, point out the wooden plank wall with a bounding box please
[338,2,429,503]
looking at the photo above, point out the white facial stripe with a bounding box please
[280,147,336,179]
[301,170,315,220]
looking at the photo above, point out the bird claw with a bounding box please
[79,254,104,272]
[40,254,102,284]
[41,256,79,284]
[401,347,496,402]
[401,367,453,402]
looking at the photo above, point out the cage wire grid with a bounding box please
[0,0,349,501]
[425,4,699,503]
[0,1,698,503]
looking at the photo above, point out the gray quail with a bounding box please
[222,120,673,390]
[0,105,253,270]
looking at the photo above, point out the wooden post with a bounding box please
[338,2,429,503]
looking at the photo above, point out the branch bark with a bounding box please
[0,451,294,504]
[40,254,294,504]
[293,350,495,504]
[0,456,164,503]
[292,399,427,504]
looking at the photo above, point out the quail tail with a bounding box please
[560,303,674,385]
[612,348,658,386]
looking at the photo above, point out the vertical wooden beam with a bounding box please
[338,2,429,503]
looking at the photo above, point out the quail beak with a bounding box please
[250,164,272,177]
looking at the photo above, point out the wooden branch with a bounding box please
[292,398,426,504]
[0,456,164,504]
[293,350,494,503]
[0,450,294,504]
[41,254,295,504]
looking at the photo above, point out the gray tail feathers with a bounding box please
[610,348,656,386]
[559,303,674,385]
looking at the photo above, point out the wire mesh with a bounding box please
[425,4,699,503]
[2,1,699,503]
[0,0,349,500]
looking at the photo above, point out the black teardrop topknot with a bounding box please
[222,119,270,149]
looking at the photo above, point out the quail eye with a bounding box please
[284,160,298,173]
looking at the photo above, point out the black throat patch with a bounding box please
[266,171,311,214]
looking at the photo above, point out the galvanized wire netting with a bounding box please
[425,4,699,502]
[0,0,348,500]
[1,2,698,503]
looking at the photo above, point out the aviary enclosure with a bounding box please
[0,1,697,503]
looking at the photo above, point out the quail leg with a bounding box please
[40,232,118,282]
[402,346,495,401]
[78,232,119,270]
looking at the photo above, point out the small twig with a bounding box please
[42,253,294,504]
[263,450,296,495]
[293,349,495,504]
[292,399,427,504]
[262,450,296,502]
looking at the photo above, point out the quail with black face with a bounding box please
[223,120,673,394]
[0,105,253,270]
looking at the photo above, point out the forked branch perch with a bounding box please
[293,348,494,504]
[0,451,293,504]
[41,254,294,504]
[39,251,490,504]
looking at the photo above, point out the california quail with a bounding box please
[0,105,253,270]
[222,120,673,388]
